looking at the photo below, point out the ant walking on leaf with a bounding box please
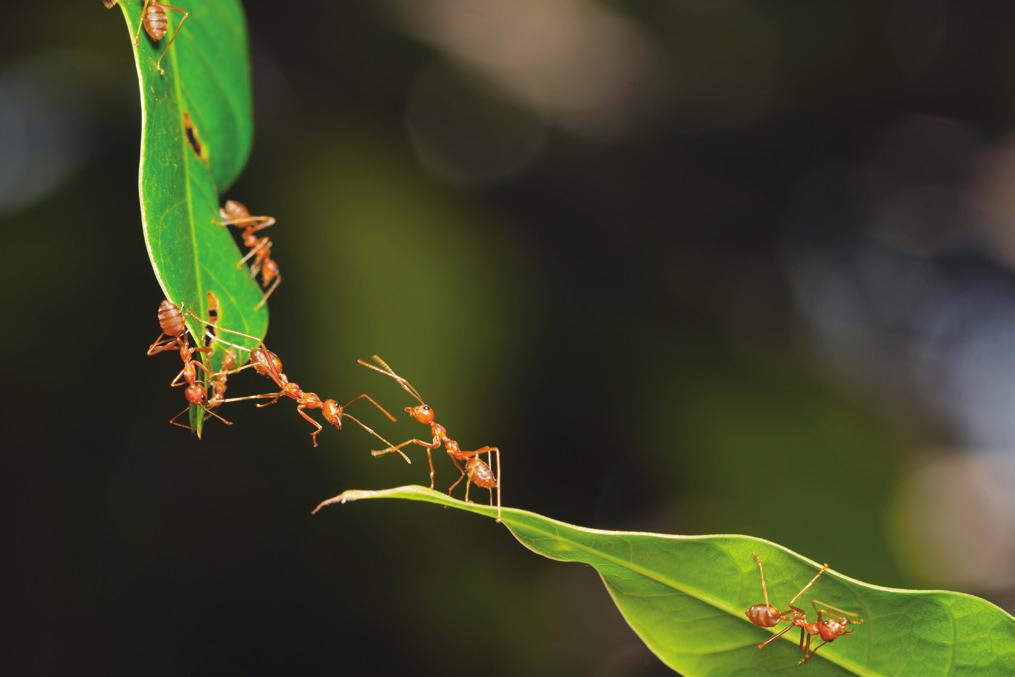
[746,554,863,665]
[332,355,503,522]
[127,0,190,76]
[216,200,281,311]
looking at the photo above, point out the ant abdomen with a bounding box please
[746,605,782,628]
[467,458,498,489]
[157,300,187,338]
[143,2,169,41]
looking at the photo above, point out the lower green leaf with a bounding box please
[314,485,1015,676]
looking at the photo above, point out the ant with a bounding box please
[187,315,405,452]
[133,1,190,76]
[216,200,281,311]
[146,300,231,431]
[355,355,502,521]
[746,554,862,665]
[147,298,193,357]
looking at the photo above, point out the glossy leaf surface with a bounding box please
[316,486,1015,676]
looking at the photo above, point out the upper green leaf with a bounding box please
[114,0,267,431]
[316,486,1015,676]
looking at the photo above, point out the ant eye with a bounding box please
[422,406,430,412]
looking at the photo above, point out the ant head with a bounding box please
[184,383,206,405]
[406,404,435,424]
[221,199,249,220]
[818,618,849,642]
[262,258,279,282]
[322,399,343,428]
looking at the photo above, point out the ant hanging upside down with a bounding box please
[745,554,863,665]
[215,200,281,311]
[146,300,231,431]
[316,355,502,521]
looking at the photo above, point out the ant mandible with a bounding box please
[215,200,281,311]
[746,554,863,665]
[353,355,502,521]
[133,0,190,76]
[187,315,405,452]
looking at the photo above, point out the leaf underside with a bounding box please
[317,486,1015,676]
[115,0,267,433]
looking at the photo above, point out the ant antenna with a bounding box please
[357,355,426,405]
[752,554,771,608]
[185,308,260,350]
[788,563,829,608]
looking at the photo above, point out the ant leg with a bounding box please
[216,215,276,232]
[202,405,232,426]
[751,554,771,608]
[238,238,271,268]
[811,599,862,622]
[802,640,828,664]
[342,393,398,423]
[217,392,284,406]
[155,4,190,75]
[356,355,426,405]
[169,365,188,387]
[757,622,794,650]
[296,405,324,447]
[448,457,466,495]
[453,446,498,459]
[146,333,178,355]
[253,273,281,311]
[372,439,434,479]
[134,0,153,45]
[495,447,501,521]
[186,310,264,343]
[798,635,817,665]
[168,406,194,432]
[341,413,410,464]
[169,360,212,387]
[786,563,829,608]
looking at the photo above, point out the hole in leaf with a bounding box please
[182,112,208,161]
[205,291,220,348]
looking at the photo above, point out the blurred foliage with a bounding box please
[2,1,1014,675]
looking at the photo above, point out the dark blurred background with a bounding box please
[4,1,1015,674]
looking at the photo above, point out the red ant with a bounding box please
[352,355,502,521]
[146,300,231,431]
[187,316,405,452]
[132,0,190,76]
[746,554,863,665]
[216,200,281,311]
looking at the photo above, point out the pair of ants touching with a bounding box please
[746,554,863,665]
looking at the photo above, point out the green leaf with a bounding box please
[112,1,267,433]
[316,485,1015,676]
